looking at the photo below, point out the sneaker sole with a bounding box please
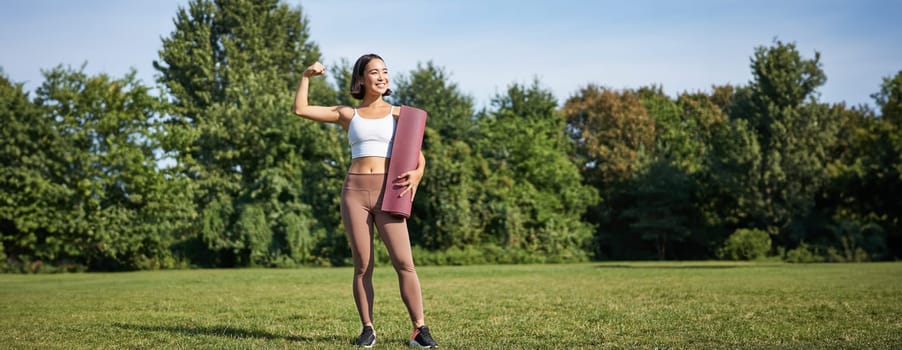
[354,335,375,348]
[409,339,436,348]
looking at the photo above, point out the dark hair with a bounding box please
[350,53,392,100]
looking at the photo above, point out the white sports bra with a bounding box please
[348,107,396,159]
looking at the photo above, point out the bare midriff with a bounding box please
[348,156,391,174]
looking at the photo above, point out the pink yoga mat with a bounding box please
[381,105,428,218]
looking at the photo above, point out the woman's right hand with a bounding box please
[303,62,325,77]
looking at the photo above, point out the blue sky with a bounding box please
[2,0,900,109]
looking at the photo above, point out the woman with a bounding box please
[292,53,438,349]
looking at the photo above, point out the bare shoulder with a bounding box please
[335,106,356,129]
[337,105,356,120]
[392,105,401,118]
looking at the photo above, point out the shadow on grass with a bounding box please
[113,322,342,343]
[595,263,757,269]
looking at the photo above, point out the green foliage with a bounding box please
[783,242,824,263]
[695,88,762,230]
[0,69,65,271]
[749,39,825,110]
[328,58,357,106]
[393,62,476,141]
[472,81,599,262]
[154,0,322,113]
[155,0,342,267]
[391,62,483,250]
[4,1,902,269]
[814,72,902,261]
[394,70,598,262]
[562,85,657,259]
[0,65,192,271]
[621,161,696,260]
[0,241,6,272]
[740,39,840,243]
[718,228,772,260]
[639,86,706,174]
[822,218,886,262]
[620,88,726,260]
[872,70,902,126]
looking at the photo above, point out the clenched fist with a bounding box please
[303,62,325,77]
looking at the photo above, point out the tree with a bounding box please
[0,69,68,271]
[563,85,655,188]
[1,65,191,271]
[737,39,841,247]
[678,90,763,255]
[474,81,599,262]
[155,0,342,266]
[563,85,655,258]
[871,71,902,126]
[638,86,707,174]
[819,71,902,259]
[614,88,732,259]
[870,71,902,257]
[619,161,694,259]
[391,62,482,249]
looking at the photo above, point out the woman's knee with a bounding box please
[354,260,374,277]
[392,259,416,274]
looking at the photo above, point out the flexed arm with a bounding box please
[293,61,349,125]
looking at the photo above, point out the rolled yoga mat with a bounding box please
[381,105,428,218]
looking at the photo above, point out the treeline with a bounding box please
[2,0,900,272]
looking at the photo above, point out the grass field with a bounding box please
[1,262,900,349]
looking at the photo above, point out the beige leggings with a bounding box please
[340,173,424,327]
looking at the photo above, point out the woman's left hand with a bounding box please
[396,168,424,202]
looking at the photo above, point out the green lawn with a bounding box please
[1,262,900,349]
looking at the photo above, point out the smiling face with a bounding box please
[349,53,393,100]
[362,58,390,97]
